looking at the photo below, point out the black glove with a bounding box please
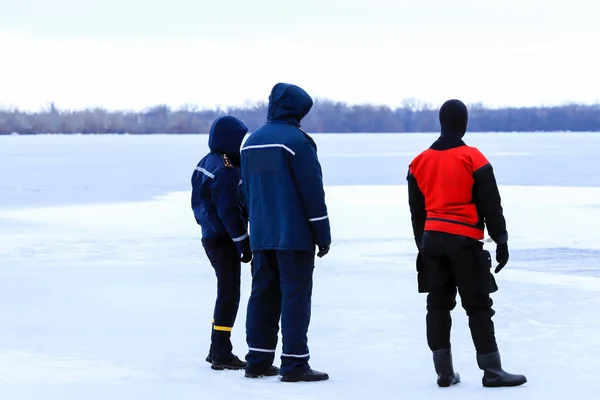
[317,245,330,258]
[495,242,509,273]
[241,251,252,263]
[240,237,252,264]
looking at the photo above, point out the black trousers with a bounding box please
[202,236,241,362]
[418,231,499,355]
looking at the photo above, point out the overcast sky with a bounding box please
[0,0,598,111]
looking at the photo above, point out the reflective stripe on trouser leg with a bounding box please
[245,250,282,373]
[248,347,276,353]
[281,352,310,358]
[213,324,233,332]
[278,250,314,375]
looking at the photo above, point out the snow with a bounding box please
[1,183,600,399]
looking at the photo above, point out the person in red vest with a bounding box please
[407,99,527,388]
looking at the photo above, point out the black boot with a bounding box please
[245,365,280,378]
[211,354,247,370]
[280,369,329,382]
[477,352,527,387]
[433,348,460,387]
[205,351,212,364]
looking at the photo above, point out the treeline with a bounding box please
[1,100,600,134]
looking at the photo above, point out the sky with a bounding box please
[0,0,599,111]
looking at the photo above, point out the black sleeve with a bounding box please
[407,169,426,248]
[473,164,508,244]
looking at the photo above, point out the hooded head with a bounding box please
[439,99,468,137]
[208,116,248,164]
[266,83,313,126]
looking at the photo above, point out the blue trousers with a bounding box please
[202,236,241,363]
[245,250,315,376]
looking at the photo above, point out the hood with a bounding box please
[208,116,248,163]
[266,83,313,125]
[439,99,468,137]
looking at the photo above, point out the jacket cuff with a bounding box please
[309,215,331,247]
[493,232,508,245]
[232,233,250,253]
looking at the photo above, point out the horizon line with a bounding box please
[1,98,599,113]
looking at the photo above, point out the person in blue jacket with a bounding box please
[191,115,253,371]
[240,83,331,382]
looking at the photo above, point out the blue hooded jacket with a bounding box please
[240,83,331,252]
[191,116,250,253]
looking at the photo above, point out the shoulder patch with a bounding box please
[297,126,316,148]
[221,154,233,168]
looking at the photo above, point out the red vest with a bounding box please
[409,146,489,240]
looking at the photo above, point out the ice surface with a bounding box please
[1,184,600,399]
[3,132,600,209]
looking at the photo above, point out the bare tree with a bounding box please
[0,101,599,134]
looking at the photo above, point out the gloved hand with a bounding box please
[317,245,330,258]
[495,242,509,273]
[241,251,252,263]
[240,237,252,264]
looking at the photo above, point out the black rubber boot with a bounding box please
[280,369,329,382]
[211,354,247,370]
[205,351,212,364]
[433,348,460,387]
[477,352,527,387]
[245,365,280,378]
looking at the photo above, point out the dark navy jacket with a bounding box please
[191,116,250,253]
[240,83,331,252]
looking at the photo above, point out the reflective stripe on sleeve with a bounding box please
[232,232,249,242]
[195,166,215,179]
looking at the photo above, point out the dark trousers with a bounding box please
[245,250,315,376]
[418,231,499,355]
[202,236,241,363]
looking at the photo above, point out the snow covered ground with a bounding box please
[1,184,599,399]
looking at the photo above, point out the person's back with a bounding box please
[192,118,249,243]
[407,99,526,388]
[190,115,252,371]
[408,134,502,242]
[241,84,330,252]
[241,82,331,383]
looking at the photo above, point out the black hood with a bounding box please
[439,99,468,137]
[208,116,248,165]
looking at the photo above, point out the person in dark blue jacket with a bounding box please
[191,115,253,371]
[240,83,331,382]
